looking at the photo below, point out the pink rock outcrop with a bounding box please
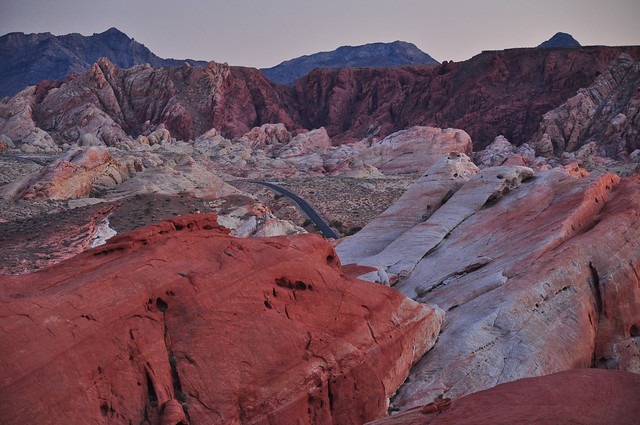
[339,160,640,410]
[531,54,640,158]
[0,213,443,425]
[348,127,472,175]
[4,58,298,146]
[473,135,536,168]
[1,146,111,199]
[366,369,640,425]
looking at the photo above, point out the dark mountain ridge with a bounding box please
[538,32,581,48]
[260,40,439,87]
[0,27,208,98]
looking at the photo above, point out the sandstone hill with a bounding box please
[0,213,443,424]
[0,27,207,99]
[260,41,439,87]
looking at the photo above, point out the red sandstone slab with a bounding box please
[0,213,442,425]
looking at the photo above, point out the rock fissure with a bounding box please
[144,366,159,408]
[589,262,604,317]
[367,321,379,344]
[189,392,216,413]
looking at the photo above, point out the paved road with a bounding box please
[250,181,339,239]
[1,153,53,166]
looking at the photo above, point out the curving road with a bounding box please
[250,181,339,239]
[1,153,53,166]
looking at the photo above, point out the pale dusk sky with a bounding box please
[1,0,639,67]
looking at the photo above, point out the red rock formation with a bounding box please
[0,213,443,425]
[27,58,298,145]
[531,53,640,158]
[211,66,299,138]
[366,369,640,425]
[295,46,640,147]
[3,46,640,151]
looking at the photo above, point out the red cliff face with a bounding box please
[4,46,639,151]
[293,46,640,148]
[531,53,640,158]
[0,213,443,425]
[31,58,298,144]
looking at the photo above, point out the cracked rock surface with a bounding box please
[0,213,443,425]
[338,157,640,410]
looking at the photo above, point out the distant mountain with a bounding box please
[260,41,439,87]
[0,27,208,98]
[538,32,581,48]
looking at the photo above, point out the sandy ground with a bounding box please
[230,176,413,235]
[0,152,413,274]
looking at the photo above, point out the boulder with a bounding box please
[337,163,386,178]
[216,203,306,238]
[474,135,535,168]
[80,133,105,147]
[19,143,38,153]
[349,127,473,175]
[0,134,15,149]
[237,123,291,148]
[0,214,444,425]
[147,127,171,145]
[101,162,242,200]
[2,146,112,199]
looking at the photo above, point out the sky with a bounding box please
[1,0,639,68]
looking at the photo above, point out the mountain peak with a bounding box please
[0,29,209,98]
[261,41,439,87]
[538,32,581,48]
[101,27,126,35]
